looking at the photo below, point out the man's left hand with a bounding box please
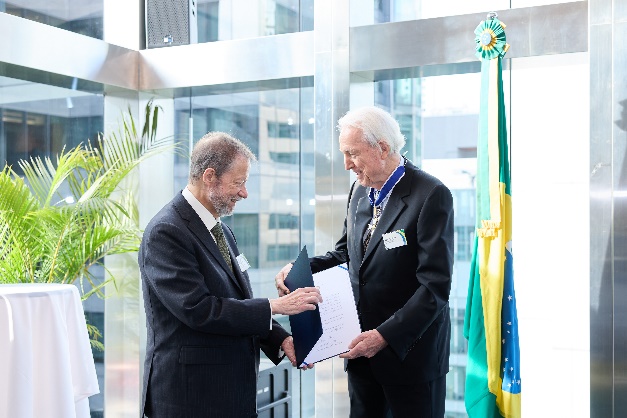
[339,329,388,359]
[281,336,314,369]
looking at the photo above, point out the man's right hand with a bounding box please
[274,263,293,296]
[270,286,322,316]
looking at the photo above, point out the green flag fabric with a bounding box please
[463,16,521,418]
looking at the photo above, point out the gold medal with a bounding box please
[369,206,382,231]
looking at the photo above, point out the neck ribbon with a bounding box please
[368,162,405,207]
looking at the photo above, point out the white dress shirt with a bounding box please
[181,187,274,330]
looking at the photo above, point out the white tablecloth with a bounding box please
[0,284,100,418]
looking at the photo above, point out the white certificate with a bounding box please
[301,264,362,366]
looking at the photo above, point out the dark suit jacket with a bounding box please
[139,192,289,418]
[310,160,454,385]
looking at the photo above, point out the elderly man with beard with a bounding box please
[139,131,322,418]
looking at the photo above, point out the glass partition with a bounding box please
[0,1,593,416]
[0,74,106,416]
[1,0,103,38]
[197,0,313,42]
[372,52,589,417]
[368,0,507,23]
[375,71,481,416]
[0,76,104,172]
[171,81,316,416]
[368,0,575,23]
[0,0,313,43]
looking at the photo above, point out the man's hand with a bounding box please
[281,336,314,370]
[270,286,322,316]
[275,263,293,296]
[339,329,388,359]
[281,336,298,366]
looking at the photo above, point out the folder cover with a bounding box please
[284,246,323,366]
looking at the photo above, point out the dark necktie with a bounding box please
[363,205,382,252]
[211,223,233,272]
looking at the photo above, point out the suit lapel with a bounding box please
[222,224,253,299]
[362,168,412,264]
[354,193,372,262]
[174,194,246,296]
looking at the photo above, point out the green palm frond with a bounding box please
[0,100,177,347]
[20,146,100,208]
[86,322,104,352]
[0,166,41,282]
[0,100,173,290]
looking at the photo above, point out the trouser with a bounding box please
[347,357,446,418]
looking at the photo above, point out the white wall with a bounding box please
[510,52,590,417]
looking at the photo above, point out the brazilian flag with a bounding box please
[463,15,521,418]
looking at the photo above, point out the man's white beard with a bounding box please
[210,188,237,217]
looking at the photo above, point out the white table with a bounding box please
[0,284,100,418]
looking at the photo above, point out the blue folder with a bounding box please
[284,246,323,366]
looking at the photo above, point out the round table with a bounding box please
[0,283,99,418]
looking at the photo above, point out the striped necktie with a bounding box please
[211,223,233,272]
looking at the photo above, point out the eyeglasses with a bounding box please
[232,179,247,191]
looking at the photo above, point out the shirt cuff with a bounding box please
[268,298,273,330]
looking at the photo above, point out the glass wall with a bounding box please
[170,82,316,416]
[0,76,104,172]
[371,51,589,417]
[0,76,107,415]
[0,0,104,38]
[0,0,312,43]
[1,1,597,417]
[197,0,313,42]
[370,0,578,23]
[375,71,481,417]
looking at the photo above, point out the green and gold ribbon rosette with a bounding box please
[474,14,509,61]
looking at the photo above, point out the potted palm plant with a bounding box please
[0,100,174,347]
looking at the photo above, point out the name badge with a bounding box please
[382,229,407,250]
[236,254,251,272]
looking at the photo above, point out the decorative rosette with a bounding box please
[474,16,509,61]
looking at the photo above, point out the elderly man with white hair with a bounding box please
[277,106,455,418]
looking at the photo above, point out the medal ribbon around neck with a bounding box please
[369,163,405,207]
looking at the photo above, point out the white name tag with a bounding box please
[236,254,251,272]
[382,229,407,250]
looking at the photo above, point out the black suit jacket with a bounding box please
[139,192,289,418]
[310,160,454,384]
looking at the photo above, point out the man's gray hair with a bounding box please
[337,106,406,154]
[189,131,257,182]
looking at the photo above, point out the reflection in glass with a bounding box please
[173,87,314,280]
[1,0,103,38]
[370,0,580,23]
[196,0,313,42]
[0,76,104,173]
[0,75,105,415]
[171,84,314,415]
[375,71,482,417]
[372,0,508,23]
[0,0,313,43]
